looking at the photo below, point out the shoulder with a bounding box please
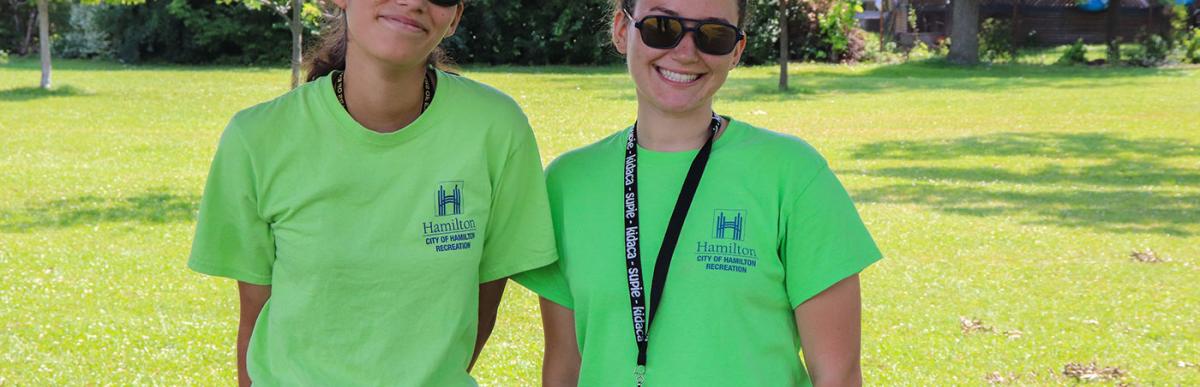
[440,71,527,121]
[729,119,830,173]
[225,77,326,146]
[546,129,626,183]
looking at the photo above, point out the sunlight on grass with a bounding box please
[1,58,1198,385]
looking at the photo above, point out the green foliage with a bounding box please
[818,0,863,61]
[94,0,306,65]
[0,49,8,64]
[1128,32,1172,67]
[1056,38,1088,65]
[979,18,1013,63]
[54,3,114,59]
[1185,29,1200,64]
[443,0,616,65]
[742,0,867,65]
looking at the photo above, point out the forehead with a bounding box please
[631,0,739,23]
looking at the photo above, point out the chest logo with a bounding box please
[437,181,464,216]
[695,209,757,274]
[713,209,746,241]
[423,180,476,253]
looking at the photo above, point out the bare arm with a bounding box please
[237,281,271,387]
[470,278,508,372]
[794,274,863,387]
[540,297,580,387]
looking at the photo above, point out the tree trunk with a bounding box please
[1011,0,1021,60]
[37,0,50,89]
[1106,0,1120,64]
[948,0,980,64]
[22,8,36,56]
[290,0,302,89]
[880,0,889,50]
[779,0,788,91]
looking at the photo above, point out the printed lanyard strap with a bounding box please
[623,113,722,386]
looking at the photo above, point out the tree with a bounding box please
[1105,0,1120,64]
[779,0,788,91]
[37,0,49,89]
[228,0,317,88]
[948,0,980,64]
[33,0,142,89]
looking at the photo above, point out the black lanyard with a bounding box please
[334,67,435,113]
[624,113,722,386]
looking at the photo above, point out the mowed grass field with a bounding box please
[1,58,1198,385]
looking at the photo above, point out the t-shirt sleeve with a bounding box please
[187,120,275,285]
[782,165,882,309]
[478,129,559,283]
[512,261,574,309]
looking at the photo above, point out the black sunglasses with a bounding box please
[624,9,745,56]
[429,0,460,7]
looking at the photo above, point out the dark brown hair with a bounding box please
[613,0,749,28]
[305,8,453,82]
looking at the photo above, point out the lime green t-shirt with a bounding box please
[188,70,558,386]
[515,119,882,386]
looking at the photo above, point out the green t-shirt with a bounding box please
[188,70,558,386]
[515,119,881,386]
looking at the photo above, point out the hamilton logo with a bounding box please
[713,209,745,241]
[436,181,463,217]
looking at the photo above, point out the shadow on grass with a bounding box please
[849,132,1200,236]
[0,190,198,232]
[0,85,94,101]
[569,60,1194,102]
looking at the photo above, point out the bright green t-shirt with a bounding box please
[515,119,882,386]
[188,70,558,386]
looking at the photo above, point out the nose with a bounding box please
[668,31,701,63]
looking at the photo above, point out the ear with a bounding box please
[611,9,630,56]
[728,35,747,69]
[444,3,466,38]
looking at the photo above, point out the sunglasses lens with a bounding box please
[639,16,684,49]
[429,0,459,7]
[697,23,739,55]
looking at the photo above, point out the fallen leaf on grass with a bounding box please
[1177,360,1197,368]
[960,316,993,334]
[1131,249,1170,263]
[1004,329,1023,339]
[1063,362,1126,382]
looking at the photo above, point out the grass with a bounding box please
[1,57,1198,385]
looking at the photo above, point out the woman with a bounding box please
[187,0,557,385]
[514,0,882,385]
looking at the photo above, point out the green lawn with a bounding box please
[1,57,1198,385]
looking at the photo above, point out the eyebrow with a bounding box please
[646,6,733,24]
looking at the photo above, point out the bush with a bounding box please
[979,18,1013,63]
[443,0,616,65]
[1185,29,1200,64]
[55,4,114,59]
[741,0,866,64]
[0,49,8,65]
[95,0,305,65]
[1056,38,1088,65]
[1128,32,1172,67]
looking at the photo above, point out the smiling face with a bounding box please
[333,0,464,68]
[613,0,746,116]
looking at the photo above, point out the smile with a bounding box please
[379,15,427,33]
[656,66,703,84]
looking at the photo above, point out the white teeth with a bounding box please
[659,67,699,83]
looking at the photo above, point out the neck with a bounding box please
[342,47,429,134]
[634,101,725,152]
